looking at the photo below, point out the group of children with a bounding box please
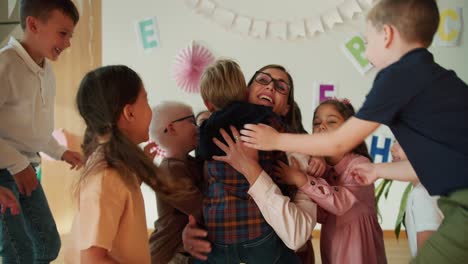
[0,0,467,263]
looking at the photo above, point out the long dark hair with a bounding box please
[247,64,296,127]
[314,99,372,161]
[76,65,162,193]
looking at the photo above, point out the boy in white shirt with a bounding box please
[391,142,443,257]
[0,0,82,262]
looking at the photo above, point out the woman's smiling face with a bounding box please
[248,68,291,116]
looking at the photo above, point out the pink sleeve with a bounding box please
[299,175,357,216]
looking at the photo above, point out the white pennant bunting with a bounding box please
[213,8,235,28]
[250,20,267,39]
[322,8,343,29]
[289,20,307,39]
[232,15,252,35]
[197,0,216,16]
[8,0,17,18]
[339,0,362,19]
[306,17,324,36]
[184,1,371,40]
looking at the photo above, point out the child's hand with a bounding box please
[307,157,326,177]
[0,186,20,215]
[350,163,378,185]
[143,141,158,161]
[240,124,280,151]
[62,150,84,170]
[13,166,38,196]
[274,157,308,188]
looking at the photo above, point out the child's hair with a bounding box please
[150,101,194,148]
[76,65,161,192]
[20,0,80,30]
[247,64,296,122]
[314,99,372,161]
[200,59,247,110]
[289,101,307,134]
[367,0,439,47]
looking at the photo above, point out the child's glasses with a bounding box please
[164,114,196,133]
[253,71,290,95]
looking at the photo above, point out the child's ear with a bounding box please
[122,104,135,121]
[26,16,39,33]
[203,99,216,112]
[166,123,176,134]
[382,24,395,48]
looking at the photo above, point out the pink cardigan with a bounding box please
[300,153,387,264]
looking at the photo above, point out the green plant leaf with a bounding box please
[394,183,413,239]
[384,180,393,199]
[375,179,392,222]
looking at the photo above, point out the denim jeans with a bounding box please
[0,168,61,264]
[194,230,301,264]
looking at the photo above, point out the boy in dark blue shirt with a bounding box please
[240,0,468,263]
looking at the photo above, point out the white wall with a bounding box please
[102,0,468,229]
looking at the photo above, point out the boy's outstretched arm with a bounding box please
[241,117,380,156]
[351,160,419,185]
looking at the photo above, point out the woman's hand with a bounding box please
[274,157,308,188]
[240,124,280,151]
[212,126,262,185]
[182,215,211,260]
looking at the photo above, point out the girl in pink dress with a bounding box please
[276,99,387,264]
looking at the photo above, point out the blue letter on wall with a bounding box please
[370,135,392,163]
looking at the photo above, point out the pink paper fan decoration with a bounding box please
[173,42,215,93]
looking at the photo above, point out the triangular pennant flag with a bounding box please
[250,20,268,39]
[339,0,362,19]
[289,20,307,39]
[197,0,216,16]
[305,17,324,36]
[322,8,343,29]
[269,21,288,40]
[213,7,235,28]
[232,15,252,35]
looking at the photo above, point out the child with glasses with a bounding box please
[197,59,301,264]
[148,101,204,264]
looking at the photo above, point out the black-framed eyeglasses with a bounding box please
[164,114,196,133]
[253,71,290,95]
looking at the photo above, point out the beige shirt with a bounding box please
[248,171,317,250]
[0,37,66,174]
[64,167,150,264]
